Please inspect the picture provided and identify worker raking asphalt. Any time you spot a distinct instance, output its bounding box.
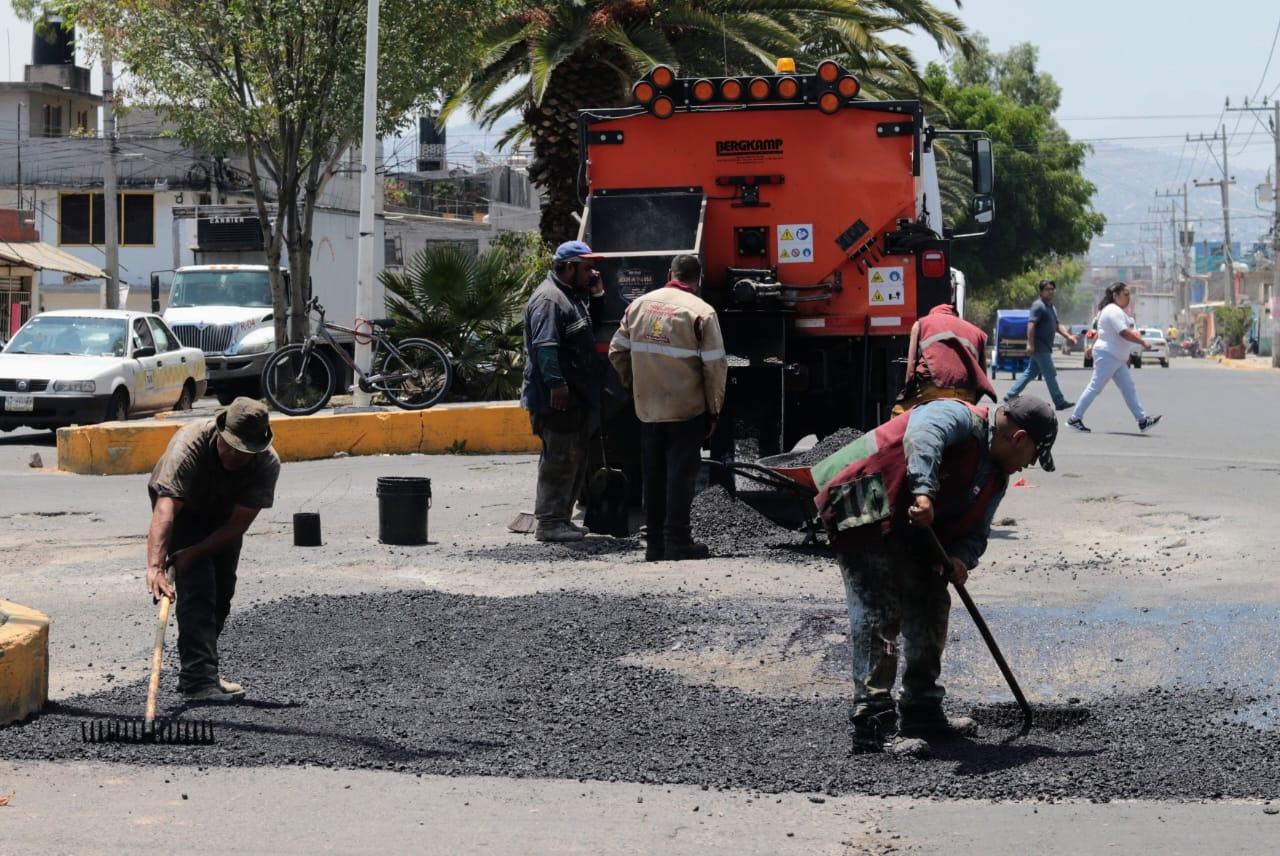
[4,590,1279,801]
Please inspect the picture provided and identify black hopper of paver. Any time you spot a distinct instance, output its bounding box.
[3,590,1279,801]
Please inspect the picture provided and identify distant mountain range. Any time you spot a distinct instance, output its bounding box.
[1084,145,1271,265]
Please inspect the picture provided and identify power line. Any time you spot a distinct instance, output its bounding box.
[1251,16,1280,101]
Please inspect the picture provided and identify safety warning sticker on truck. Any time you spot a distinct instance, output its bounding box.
[777,224,814,264]
[868,267,905,305]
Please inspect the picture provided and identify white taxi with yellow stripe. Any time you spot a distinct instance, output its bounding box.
[0,310,207,431]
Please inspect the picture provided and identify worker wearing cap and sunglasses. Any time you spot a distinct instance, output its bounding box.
[522,241,606,543]
[811,395,1059,757]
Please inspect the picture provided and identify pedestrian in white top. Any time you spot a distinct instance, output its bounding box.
[1068,282,1162,433]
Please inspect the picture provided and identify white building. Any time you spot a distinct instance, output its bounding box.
[1,20,541,322]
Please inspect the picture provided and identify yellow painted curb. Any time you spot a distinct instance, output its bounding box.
[58,402,542,476]
[1207,355,1276,372]
[0,600,49,726]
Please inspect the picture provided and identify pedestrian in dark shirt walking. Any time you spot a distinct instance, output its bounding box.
[1005,280,1077,411]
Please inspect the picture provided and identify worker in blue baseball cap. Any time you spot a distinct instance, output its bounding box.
[521,240,606,542]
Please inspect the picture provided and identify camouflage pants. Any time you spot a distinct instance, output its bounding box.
[837,536,951,723]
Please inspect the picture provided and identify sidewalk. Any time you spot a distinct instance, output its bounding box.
[1208,354,1277,372]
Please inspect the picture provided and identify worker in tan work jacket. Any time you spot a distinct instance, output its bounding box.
[609,254,728,562]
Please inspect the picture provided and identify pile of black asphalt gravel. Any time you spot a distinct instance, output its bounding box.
[690,486,810,556]
[761,427,865,469]
[4,590,1279,801]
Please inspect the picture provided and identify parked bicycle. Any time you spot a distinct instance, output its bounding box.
[261,297,452,415]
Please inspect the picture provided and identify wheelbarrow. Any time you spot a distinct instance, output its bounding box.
[701,456,822,543]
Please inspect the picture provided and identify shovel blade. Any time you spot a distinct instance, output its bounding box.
[585,467,630,537]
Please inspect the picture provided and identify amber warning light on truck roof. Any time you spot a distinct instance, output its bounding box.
[630,61,861,118]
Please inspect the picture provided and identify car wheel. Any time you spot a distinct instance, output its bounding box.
[106,389,129,423]
[1160,359,1169,368]
[1084,356,1093,369]
[174,381,196,411]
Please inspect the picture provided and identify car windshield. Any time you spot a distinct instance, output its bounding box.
[169,270,272,308]
[1142,330,1165,340]
[3,316,128,357]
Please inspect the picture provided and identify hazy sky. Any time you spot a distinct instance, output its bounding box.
[897,0,1279,180]
[2,0,1278,181]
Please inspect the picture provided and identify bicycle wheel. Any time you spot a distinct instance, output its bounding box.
[374,338,452,410]
[262,343,334,416]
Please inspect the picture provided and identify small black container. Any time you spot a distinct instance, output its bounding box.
[376,476,432,545]
[293,512,322,547]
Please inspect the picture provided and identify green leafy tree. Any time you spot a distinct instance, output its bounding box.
[381,238,545,401]
[1213,305,1253,348]
[444,0,973,244]
[926,39,1104,307]
[15,0,492,344]
[963,257,1087,331]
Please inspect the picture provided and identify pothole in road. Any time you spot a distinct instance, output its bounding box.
[3,590,1279,801]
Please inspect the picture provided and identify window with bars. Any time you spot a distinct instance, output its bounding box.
[58,193,155,246]
[42,104,63,137]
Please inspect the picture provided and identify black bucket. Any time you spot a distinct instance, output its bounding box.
[377,476,432,545]
[293,512,322,547]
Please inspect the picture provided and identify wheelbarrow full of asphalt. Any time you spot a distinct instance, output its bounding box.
[701,454,822,542]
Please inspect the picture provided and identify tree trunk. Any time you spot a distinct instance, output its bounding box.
[527,54,631,245]
[244,146,289,351]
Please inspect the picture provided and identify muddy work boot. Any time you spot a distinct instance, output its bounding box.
[851,708,899,754]
[883,735,931,759]
[217,677,246,697]
[899,706,978,742]
[535,522,586,543]
[183,684,244,704]
[663,527,709,561]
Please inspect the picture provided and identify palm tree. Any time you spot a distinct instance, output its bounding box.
[445,1,972,244]
[382,241,545,401]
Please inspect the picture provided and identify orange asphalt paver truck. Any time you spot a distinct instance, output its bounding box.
[578,59,994,471]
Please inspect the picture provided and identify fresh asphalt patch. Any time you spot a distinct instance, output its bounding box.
[3,589,1279,801]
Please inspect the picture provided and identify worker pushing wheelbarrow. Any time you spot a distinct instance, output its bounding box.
[716,395,1059,756]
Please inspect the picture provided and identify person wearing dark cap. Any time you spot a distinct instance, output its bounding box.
[145,397,281,702]
[522,240,606,542]
[810,395,1058,757]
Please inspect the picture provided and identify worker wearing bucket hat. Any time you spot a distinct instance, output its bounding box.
[145,397,281,702]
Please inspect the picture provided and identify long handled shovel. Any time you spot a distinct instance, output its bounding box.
[83,566,214,745]
[921,526,1034,735]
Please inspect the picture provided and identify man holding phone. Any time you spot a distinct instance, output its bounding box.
[521,241,605,542]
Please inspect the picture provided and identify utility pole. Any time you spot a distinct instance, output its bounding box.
[1227,98,1280,365]
[1158,185,1192,319]
[102,47,120,309]
[1189,125,1236,306]
[16,104,22,212]
[352,0,380,406]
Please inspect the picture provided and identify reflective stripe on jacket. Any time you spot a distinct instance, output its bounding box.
[812,400,1006,566]
[608,282,728,423]
[900,304,997,408]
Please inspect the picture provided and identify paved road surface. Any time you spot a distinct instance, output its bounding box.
[2,357,1278,853]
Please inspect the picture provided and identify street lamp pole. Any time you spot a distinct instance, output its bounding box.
[352,0,380,406]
